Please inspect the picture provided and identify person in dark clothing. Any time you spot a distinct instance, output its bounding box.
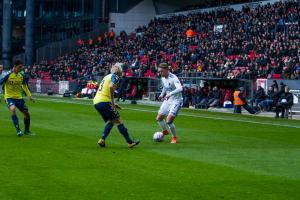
[250,86,265,107]
[193,86,205,106]
[275,86,293,118]
[197,85,211,109]
[207,86,221,108]
[182,87,191,107]
[117,72,128,102]
[278,82,286,96]
[259,86,280,111]
[233,87,257,114]
[271,80,279,91]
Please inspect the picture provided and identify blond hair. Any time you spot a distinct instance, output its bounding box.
[158,63,169,69]
[111,62,123,75]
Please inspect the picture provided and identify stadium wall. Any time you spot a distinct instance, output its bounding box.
[13,25,108,64]
[109,0,156,35]
[153,1,179,14]
[35,26,107,63]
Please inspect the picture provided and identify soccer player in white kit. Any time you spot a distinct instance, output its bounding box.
[156,63,183,144]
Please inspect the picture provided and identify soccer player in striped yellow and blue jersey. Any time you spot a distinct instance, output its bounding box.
[0,60,35,136]
[93,63,140,148]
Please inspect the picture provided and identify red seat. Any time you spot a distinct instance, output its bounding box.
[188,45,197,52]
[249,51,256,61]
[272,74,282,79]
[144,69,156,77]
[125,69,133,77]
[226,55,239,60]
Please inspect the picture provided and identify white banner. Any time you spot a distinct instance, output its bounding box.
[36,79,41,93]
[59,81,69,94]
[214,25,224,33]
[290,90,300,104]
[256,79,267,93]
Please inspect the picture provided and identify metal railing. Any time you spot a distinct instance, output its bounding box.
[290,90,300,113]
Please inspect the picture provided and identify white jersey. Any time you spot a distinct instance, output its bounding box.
[160,73,183,103]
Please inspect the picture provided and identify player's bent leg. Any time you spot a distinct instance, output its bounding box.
[156,114,169,135]
[166,115,177,143]
[22,109,32,135]
[112,118,140,148]
[8,105,22,136]
[157,101,171,135]
[8,105,17,115]
[98,121,114,147]
[95,102,113,147]
[102,122,114,140]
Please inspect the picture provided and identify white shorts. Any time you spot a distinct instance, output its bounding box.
[158,100,183,116]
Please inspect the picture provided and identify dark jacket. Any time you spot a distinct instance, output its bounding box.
[254,87,265,100]
[119,76,128,90]
[269,91,280,103]
[211,90,221,99]
[278,92,294,107]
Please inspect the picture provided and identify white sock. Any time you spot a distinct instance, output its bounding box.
[157,120,167,131]
[167,123,176,137]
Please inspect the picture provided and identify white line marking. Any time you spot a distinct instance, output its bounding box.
[37,98,300,129]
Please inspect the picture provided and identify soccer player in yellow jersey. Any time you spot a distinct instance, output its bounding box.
[0,60,35,136]
[93,63,140,148]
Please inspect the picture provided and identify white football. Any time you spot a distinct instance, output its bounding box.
[281,99,287,103]
[153,132,164,142]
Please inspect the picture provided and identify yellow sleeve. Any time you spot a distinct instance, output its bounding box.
[22,84,32,97]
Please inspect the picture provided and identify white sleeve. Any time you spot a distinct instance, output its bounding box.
[168,77,182,96]
[159,81,166,97]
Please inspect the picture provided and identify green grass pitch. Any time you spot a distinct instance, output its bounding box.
[0,97,299,200]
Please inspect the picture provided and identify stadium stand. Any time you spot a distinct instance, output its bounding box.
[27,0,299,83]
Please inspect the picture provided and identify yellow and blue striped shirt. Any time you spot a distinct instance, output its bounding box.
[0,71,31,99]
[93,73,119,104]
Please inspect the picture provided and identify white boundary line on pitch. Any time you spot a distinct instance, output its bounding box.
[37,98,300,129]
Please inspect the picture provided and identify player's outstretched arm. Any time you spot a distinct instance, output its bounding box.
[29,96,35,102]
[115,104,122,110]
[165,78,183,100]
[158,86,166,101]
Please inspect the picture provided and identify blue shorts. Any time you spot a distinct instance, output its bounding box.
[6,98,28,112]
[94,102,120,122]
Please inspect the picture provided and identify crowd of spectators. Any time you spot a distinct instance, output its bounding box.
[181,84,234,108]
[27,1,300,83]
[179,79,294,115]
[176,0,256,12]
